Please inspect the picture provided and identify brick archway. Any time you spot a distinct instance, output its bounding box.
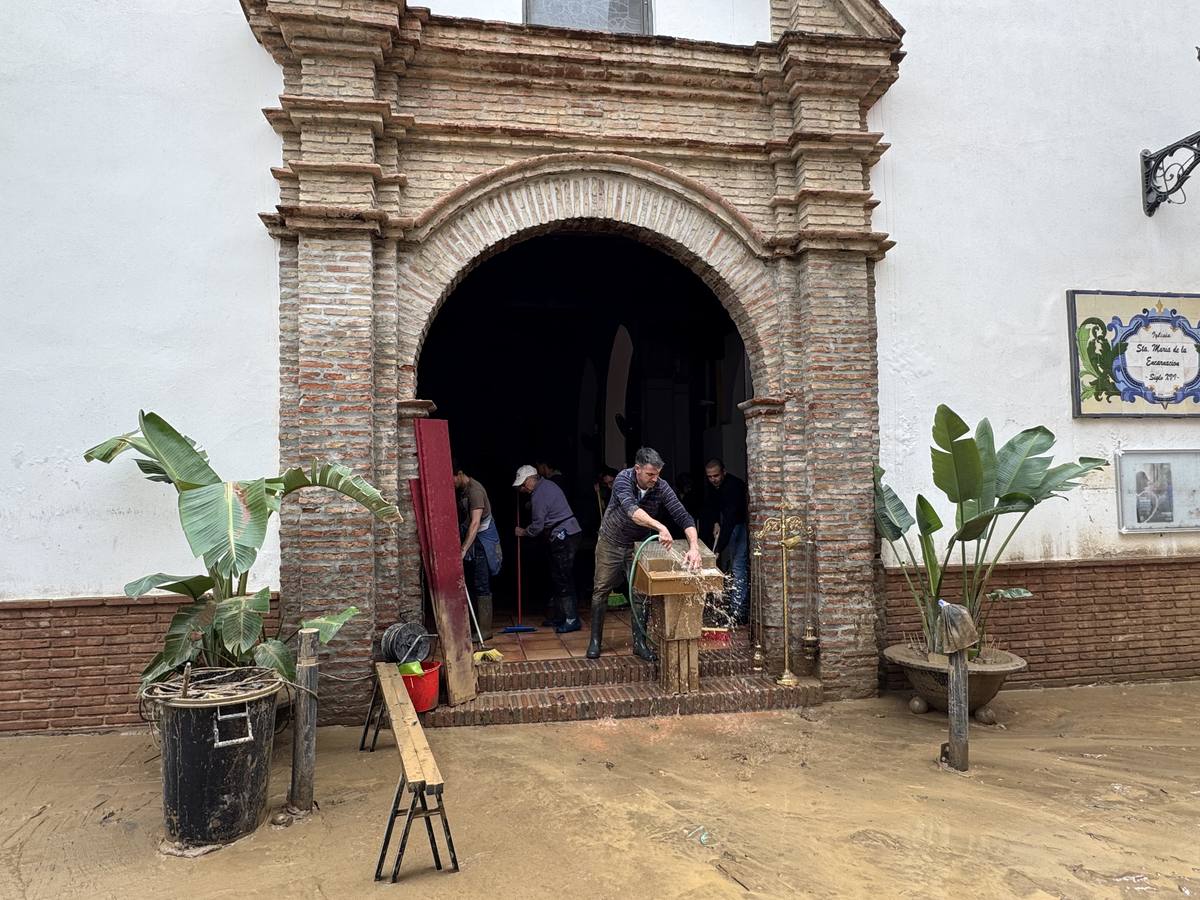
[246,1,903,717]
[387,155,793,664]
[394,153,780,400]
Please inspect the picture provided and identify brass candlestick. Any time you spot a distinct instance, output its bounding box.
[751,537,764,672]
[760,513,805,687]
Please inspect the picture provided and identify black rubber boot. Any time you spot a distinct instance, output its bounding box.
[476,594,493,641]
[585,601,605,659]
[631,597,657,662]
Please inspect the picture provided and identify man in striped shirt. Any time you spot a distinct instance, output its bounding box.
[588,447,702,661]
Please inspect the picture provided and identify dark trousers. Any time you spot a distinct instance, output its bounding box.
[591,537,633,608]
[466,548,491,599]
[548,532,581,622]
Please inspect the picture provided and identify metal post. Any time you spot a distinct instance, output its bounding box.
[289,627,319,812]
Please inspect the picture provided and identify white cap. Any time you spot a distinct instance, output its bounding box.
[512,464,538,487]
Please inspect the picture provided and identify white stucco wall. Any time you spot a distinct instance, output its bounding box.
[427,0,771,44]
[0,2,283,599]
[6,1,1197,603]
[871,1,1200,563]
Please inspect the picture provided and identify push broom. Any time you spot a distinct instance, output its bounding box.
[501,502,537,633]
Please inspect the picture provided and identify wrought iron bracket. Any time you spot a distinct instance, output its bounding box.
[1142,130,1200,216]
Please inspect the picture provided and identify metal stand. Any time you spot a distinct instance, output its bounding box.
[359,673,386,752]
[374,777,459,882]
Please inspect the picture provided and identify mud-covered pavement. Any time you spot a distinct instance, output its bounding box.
[2,681,1198,899]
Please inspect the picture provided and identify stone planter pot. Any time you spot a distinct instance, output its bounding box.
[883,643,1027,718]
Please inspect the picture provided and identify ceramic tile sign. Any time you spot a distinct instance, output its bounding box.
[1069,290,1200,417]
[1115,449,1200,533]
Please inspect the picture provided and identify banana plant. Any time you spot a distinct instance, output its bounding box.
[875,405,1106,653]
[86,411,401,685]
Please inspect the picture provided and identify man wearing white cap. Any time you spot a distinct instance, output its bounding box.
[514,464,583,633]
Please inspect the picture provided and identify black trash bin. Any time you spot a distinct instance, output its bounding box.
[145,667,282,847]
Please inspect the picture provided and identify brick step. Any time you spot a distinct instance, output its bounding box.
[475,646,758,693]
[422,673,820,728]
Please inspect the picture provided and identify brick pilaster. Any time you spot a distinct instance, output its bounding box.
[247,0,404,722]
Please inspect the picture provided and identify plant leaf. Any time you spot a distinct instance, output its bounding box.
[302,606,360,644]
[134,457,173,483]
[994,426,1056,497]
[141,652,176,685]
[931,438,982,503]
[84,430,156,465]
[974,418,997,514]
[179,479,272,579]
[138,411,221,491]
[278,461,401,524]
[1030,458,1108,501]
[124,573,214,600]
[951,502,1037,542]
[254,639,296,683]
[214,588,269,655]
[873,465,913,540]
[931,405,969,451]
[986,587,1033,601]
[915,494,942,535]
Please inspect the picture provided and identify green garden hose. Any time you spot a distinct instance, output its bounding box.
[627,534,660,646]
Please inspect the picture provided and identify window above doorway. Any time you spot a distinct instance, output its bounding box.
[524,0,652,35]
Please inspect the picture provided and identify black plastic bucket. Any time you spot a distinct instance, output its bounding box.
[147,668,281,847]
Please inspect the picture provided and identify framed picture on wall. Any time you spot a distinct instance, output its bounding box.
[1068,290,1200,418]
[1115,449,1200,533]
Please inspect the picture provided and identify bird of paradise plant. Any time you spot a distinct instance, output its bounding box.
[85,411,401,684]
[874,405,1106,653]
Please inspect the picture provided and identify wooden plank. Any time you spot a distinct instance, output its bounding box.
[409,723,444,796]
[414,419,478,706]
[944,650,970,771]
[635,570,725,597]
[659,640,676,693]
[375,663,425,793]
[651,595,704,641]
[288,628,319,812]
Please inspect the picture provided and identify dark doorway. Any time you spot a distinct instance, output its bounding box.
[418,232,749,616]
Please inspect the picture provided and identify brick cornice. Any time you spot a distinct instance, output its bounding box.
[396,398,436,419]
[738,396,788,419]
[880,553,1200,575]
[0,591,281,611]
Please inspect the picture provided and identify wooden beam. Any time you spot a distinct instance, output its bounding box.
[413,419,478,706]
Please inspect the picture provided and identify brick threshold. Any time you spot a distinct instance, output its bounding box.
[422,673,822,727]
[476,646,758,692]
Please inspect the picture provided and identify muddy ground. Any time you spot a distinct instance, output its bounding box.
[1,681,1198,899]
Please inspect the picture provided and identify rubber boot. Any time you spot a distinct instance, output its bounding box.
[586,600,605,659]
[476,594,493,641]
[632,596,657,662]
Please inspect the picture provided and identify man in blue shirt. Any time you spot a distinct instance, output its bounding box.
[514,465,583,633]
[589,447,702,660]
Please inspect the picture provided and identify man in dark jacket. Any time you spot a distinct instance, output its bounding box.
[588,447,701,660]
[703,458,749,625]
[514,465,583,633]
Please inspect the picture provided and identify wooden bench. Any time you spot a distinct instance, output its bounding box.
[362,662,460,882]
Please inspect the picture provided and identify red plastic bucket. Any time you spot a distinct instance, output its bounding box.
[402,660,442,713]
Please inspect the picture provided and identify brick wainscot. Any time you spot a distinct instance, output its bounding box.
[879,555,1200,691]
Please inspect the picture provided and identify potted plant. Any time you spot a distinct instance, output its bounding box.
[85,411,400,848]
[875,405,1105,721]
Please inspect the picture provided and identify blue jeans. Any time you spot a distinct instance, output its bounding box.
[724,524,749,624]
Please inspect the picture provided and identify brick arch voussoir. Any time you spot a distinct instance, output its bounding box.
[400,158,777,394]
